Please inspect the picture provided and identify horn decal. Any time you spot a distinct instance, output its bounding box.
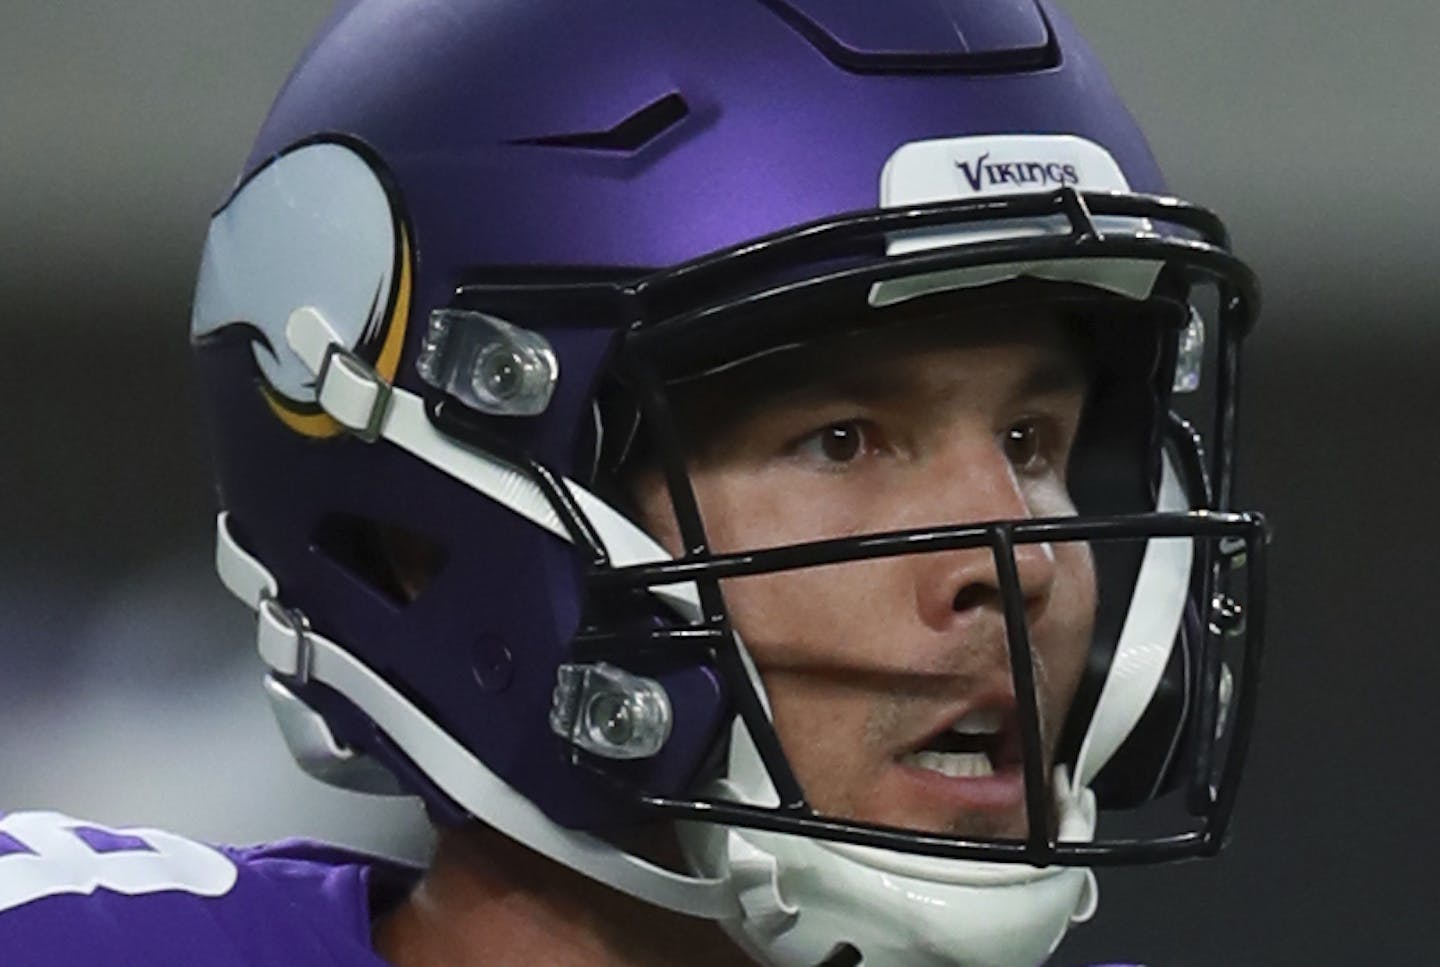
[192,140,412,438]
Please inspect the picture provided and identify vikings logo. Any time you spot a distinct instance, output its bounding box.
[191,140,411,438]
[874,133,1159,302]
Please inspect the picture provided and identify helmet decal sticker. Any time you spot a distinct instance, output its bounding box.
[191,140,411,438]
[880,134,1132,210]
[874,134,1161,302]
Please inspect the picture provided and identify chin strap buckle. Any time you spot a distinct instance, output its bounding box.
[288,306,392,442]
[317,342,392,442]
[257,594,314,683]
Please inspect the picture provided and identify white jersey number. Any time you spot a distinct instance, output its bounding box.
[0,812,237,912]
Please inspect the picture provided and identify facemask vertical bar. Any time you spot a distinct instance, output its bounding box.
[1212,285,1245,511]
[1204,518,1268,850]
[1186,567,1225,817]
[991,525,1054,860]
[619,341,712,562]
[1164,413,1212,511]
[520,449,611,568]
[712,629,810,812]
[1192,294,1243,813]
[1187,518,1260,826]
[620,338,810,812]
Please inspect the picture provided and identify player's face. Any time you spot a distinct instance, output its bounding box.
[632,311,1097,839]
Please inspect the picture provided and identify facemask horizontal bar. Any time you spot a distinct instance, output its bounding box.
[637,188,1237,307]
[640,793,1223,868]
[631,232,1257,349]
[590,511,1266,589]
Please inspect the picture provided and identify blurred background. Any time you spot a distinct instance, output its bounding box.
[2,2,1437,964]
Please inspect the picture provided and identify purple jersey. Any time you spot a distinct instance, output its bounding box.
[0,812,1147,966]
[0,812,417,967]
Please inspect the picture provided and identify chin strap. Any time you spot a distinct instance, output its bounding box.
[1071,455,1193,792]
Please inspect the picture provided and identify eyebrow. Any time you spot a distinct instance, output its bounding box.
[1011,354,1092,400]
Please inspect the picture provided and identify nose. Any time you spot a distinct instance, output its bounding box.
[907,442,1059,632]
[925,539,1058,631]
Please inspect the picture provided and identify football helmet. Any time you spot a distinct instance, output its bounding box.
[191,2,1266,965]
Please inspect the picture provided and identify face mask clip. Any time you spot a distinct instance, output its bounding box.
[418,309,559,416]
[551,662,674,760]
[1173,305,1205,393]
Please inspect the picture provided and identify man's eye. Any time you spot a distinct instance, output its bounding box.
[1002,419,1046,472]
[798,421,866,464]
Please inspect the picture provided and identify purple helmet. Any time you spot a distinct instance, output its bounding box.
[192,2,1265,963]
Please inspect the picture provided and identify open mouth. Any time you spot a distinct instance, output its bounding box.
[897,706,1024,780]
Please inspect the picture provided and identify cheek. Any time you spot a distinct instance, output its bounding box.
[637,465,899,668]
[696,470,900,663]
[628,465,806,556]
[761,668,886,795]
[628,471,684,555]
[1023,473,1081,519]
[717,557,904,672]
[696,467,871,553]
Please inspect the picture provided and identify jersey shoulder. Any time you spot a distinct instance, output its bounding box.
[0,811,416,967]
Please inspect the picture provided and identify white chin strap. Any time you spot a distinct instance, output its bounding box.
[1073,454,1194,794]
[212,305,1190,965]
[683,790,1098,967]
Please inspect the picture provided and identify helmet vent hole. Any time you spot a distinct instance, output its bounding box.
[818,943,863,966]
[507,92,690,153]
[312,513,447,605]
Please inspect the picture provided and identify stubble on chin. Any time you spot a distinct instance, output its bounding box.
[836,649,1065,839]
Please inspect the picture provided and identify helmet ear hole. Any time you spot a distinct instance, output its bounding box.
[312,513,448,605]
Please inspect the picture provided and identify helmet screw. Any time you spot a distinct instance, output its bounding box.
[586,693,635,747]
[473,345,526,401]
[471,634,514,693]
[1208,594,1246,638]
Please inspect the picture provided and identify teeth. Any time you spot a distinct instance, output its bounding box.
[951,708,1002,735]
[902,751,994,778]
